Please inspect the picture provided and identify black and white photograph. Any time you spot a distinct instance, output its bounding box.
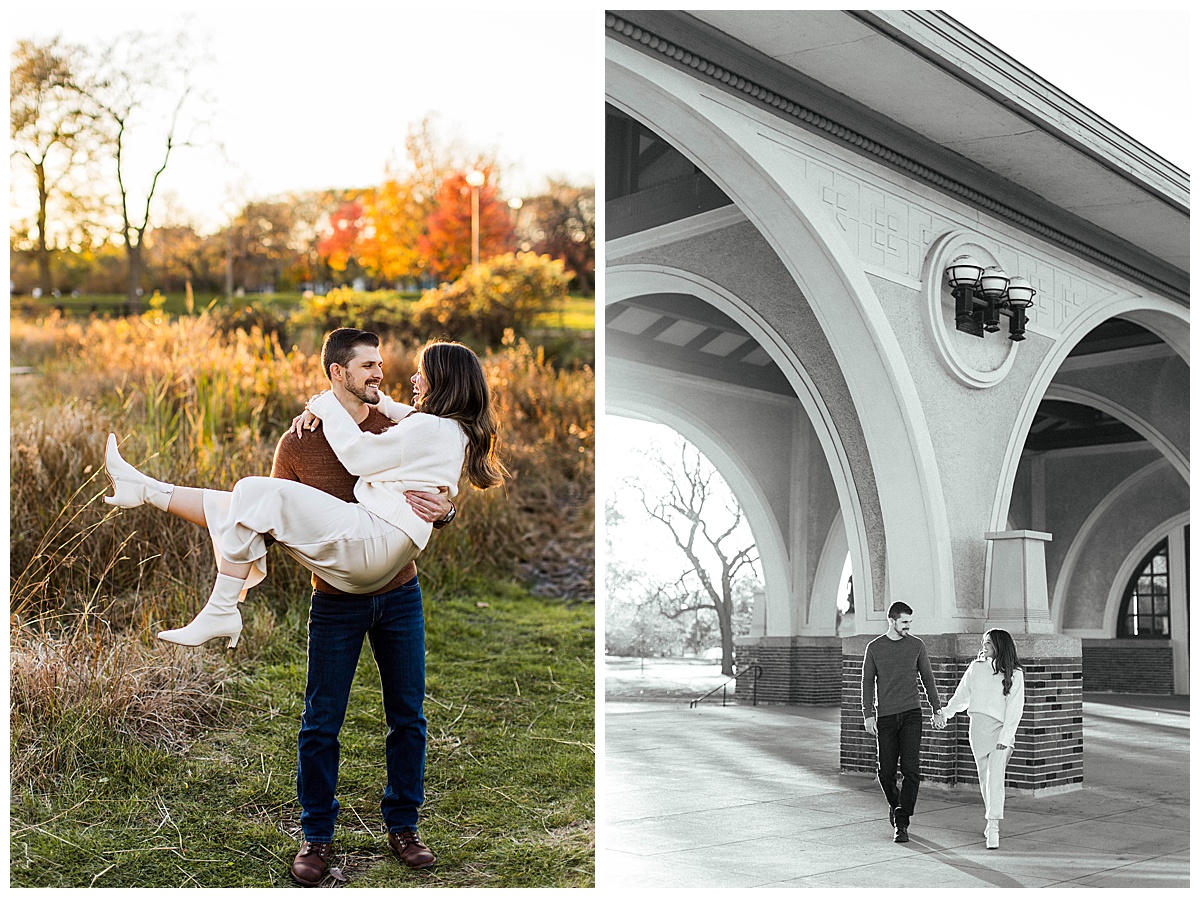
[601,9,1189,889]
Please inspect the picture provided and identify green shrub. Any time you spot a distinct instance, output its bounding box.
[209,301,292,342]
[412,252,569,345]
[290,286,416,335]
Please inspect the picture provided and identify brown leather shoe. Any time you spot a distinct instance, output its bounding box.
[290,841,333,886]
[388,830,436,869]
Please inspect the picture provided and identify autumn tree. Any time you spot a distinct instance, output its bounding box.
[356,177,427,284]
[629,435,760,676]
[145,222,215,293]
[87,30,211,310]
[10,37,92,296]
[418,166,515,282]
[229,200,304,291]
[316,199,365,278]
[519,180,595,293]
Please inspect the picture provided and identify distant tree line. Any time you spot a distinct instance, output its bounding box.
[11,36,595,305]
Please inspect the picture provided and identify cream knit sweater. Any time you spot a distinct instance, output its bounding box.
[943,658,1026,748]
[309,391,468,549]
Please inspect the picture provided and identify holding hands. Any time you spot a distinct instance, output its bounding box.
[931,708,948,730]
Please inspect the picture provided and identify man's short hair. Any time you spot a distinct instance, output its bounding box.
[321,328,380,380]
[888,601,913,619]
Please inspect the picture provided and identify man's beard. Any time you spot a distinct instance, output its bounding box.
[346,379,381,405]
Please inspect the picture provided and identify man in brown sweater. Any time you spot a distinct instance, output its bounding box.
[279,329,455,886]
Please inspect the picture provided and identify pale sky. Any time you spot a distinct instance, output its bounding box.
[11,7,1188,233]
[11,3,601,232]
[946,7,1191,171]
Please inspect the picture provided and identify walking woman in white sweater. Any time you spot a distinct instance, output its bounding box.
[938,628,1025,849]
[103,337,507,648]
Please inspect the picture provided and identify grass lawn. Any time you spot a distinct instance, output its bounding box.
[9,582,595,888]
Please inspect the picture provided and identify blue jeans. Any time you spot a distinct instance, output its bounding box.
[876,707,923,825]
[297,577,427,843]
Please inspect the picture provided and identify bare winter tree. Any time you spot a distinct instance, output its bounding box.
[631,436,759,676]
[87,29,211,311]
[10,37,92,296]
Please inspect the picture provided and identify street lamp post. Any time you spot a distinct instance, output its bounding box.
[465,169,485,268]
[508,196,524,251]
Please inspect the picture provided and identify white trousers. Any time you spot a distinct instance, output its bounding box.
[969,712,1012,820]
[202,476,419,597]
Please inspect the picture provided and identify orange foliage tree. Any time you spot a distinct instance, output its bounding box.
[418,167,515,283]
[317,199,364,274]
[355,178,427,284]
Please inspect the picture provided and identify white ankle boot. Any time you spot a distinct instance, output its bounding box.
[158,574,245,648]
[985,819,999,849]
[104,433,174,511]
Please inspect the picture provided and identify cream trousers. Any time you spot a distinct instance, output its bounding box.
[968,712,1013,820]
[201,476,419,597]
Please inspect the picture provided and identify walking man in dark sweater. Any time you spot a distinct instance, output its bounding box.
[862,601,944,843]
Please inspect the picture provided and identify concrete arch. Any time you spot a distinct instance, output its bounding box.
[608,42,955,622]
[1051,457,1175,632]
[606,367,794,637]
[990,294,1189,537]
[606,264,873,629]
[1044,384,1189,483]
[1101,512,1189,638]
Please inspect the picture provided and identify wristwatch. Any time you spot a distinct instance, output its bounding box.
[434,501,457,528]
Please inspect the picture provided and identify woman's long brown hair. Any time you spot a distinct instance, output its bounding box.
[413,341,508,489]
[984,628,1023,697]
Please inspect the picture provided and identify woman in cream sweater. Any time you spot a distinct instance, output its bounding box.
[938,628,1025,849]
[103,338,506,648]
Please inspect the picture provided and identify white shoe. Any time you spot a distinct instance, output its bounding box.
[985,820,999,849]
[104,433,173,511]
[158,574,245,648]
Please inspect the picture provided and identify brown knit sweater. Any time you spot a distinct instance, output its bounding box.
[270,405,417,595]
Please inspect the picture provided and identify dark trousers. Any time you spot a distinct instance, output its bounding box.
[876,707,923,824]
[297,577,427,843]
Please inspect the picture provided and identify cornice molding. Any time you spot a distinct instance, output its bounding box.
[858,10,1188,207]
[605,11,1187,304]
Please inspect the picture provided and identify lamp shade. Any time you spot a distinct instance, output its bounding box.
[946,254,984,288]
[465,170,485,187]
[1005,276,1036,308]
[978,266,1010,300]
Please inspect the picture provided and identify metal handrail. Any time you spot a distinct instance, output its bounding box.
[689,664,763,708]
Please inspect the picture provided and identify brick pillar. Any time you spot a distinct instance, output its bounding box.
[840,632,1083,795]
[734,636,841,705]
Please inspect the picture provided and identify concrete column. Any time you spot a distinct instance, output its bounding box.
[985,530,1054,634]
[1167,527,1189,695]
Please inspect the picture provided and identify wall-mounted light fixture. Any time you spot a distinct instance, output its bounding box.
[945,255,1037,342]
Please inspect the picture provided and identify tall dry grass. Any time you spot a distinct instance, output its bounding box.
[12,312,593,607]
[10,623,232,792]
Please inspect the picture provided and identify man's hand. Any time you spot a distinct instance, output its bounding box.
[864,715,878,737]
[932,708,946,730]
[405,486,453,524]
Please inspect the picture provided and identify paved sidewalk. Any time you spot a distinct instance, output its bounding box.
[601,689,1189,888]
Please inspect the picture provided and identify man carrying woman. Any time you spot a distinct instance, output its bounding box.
[103,328,507,883]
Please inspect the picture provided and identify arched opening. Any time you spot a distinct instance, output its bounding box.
[1007,317,1189,693]
[603,415,764,684]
